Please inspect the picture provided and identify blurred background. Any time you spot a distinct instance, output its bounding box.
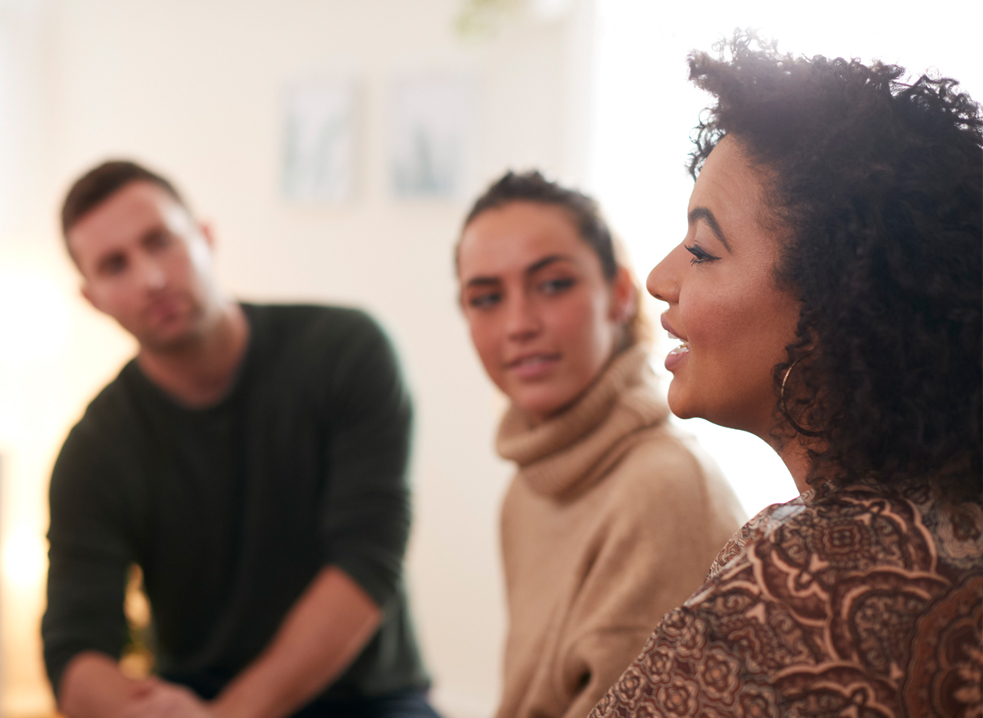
[0,0,979,715]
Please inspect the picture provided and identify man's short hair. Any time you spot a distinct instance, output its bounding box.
[61,160,188,238]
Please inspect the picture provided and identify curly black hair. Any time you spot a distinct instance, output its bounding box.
[688,32,982,502]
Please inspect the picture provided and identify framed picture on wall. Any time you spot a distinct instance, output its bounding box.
[389,74,476,199]
[282,77,357,203]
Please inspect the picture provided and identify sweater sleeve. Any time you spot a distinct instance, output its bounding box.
[555,436,741,718]
[42,425,133,698]
[560,627,655,718]
[316,312,413,609]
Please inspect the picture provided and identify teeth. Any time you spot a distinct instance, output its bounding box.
[667,330,689,349]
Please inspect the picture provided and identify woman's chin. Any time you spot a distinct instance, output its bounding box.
[666,383,698,421]
[511,394,558,422]
[512,388,582,424]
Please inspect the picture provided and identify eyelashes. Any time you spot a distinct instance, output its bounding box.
[686,243,720,265]
[467,292,500,309]
[540,277,575,294]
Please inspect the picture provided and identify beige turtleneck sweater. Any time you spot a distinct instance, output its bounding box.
[494,346,746,718]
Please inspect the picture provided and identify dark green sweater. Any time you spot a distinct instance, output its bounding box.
[43,304,429,706]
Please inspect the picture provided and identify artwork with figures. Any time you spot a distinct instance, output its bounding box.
[390,75,474,199]
[282,78,356,203]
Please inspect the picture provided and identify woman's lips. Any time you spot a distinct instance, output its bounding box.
[664,343,690,373]
[507,353,561,379]
[660,314,690,373]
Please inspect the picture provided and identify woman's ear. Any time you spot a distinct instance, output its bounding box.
[610,265,637,324]
[199,221,216,249]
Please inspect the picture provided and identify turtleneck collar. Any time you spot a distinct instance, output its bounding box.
[496,344,669,499]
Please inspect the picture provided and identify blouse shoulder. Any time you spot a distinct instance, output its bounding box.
[701,490,809,582]
[591,484,983,718]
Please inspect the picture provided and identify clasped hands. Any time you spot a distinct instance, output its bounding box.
[118,679,234,718]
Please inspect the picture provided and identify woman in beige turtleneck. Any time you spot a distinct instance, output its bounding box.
[455,171,745,718]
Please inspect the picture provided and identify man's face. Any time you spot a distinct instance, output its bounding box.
[69,181,223,350]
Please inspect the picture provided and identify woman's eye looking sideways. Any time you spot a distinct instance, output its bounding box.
[469,292,500,309]
[540,277,575,294]
[686,244,719,265]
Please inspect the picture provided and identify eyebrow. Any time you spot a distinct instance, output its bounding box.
[688,207,732,252]
[463,254,575,288]
[526,254,573,274]
[465,276,500,288]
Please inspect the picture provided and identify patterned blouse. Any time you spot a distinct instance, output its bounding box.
[589,483,983,718]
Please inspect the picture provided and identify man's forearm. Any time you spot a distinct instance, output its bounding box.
[58,652,147,718]
[210,566,382,718]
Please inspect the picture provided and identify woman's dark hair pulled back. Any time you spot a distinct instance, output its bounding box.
[689,31,982,502]
[461,170,618,281]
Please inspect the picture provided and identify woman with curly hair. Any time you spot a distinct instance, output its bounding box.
[591,33,982,717]
[455,171,746,718]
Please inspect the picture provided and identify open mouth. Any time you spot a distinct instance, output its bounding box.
[660,314,689,354]
[666,329,690,354]
[661,314,690,372]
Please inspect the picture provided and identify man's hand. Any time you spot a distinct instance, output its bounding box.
[119,680,216,718]
[59,568,379,718]
[59,653,217,718]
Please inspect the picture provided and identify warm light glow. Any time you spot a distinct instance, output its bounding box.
[1,526,47,591]
[0,257,86,716]
[0,407,18,442]
[0,267,71,366]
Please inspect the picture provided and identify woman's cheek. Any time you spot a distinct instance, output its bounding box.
[470,321,502,383]
[680,289,725,352]
[563,295,611,368]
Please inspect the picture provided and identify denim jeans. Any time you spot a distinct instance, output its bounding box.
[291,688,441,718]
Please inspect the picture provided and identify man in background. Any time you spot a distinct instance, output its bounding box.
[42,161,436,718]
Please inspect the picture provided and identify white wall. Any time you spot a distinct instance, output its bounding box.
[0,1,595,715]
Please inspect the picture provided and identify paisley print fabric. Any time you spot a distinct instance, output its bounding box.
[590,484,983,718]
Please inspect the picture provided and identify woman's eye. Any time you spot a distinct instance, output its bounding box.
[540,277,575,295]
[468,292,501,309]
[685,244,720,265]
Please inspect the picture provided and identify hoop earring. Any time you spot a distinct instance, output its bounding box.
[779,358,801,409]
[778,356,822,438]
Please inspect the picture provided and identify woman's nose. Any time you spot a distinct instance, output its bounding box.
[505,295,541,340]
[647,244,684,304]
